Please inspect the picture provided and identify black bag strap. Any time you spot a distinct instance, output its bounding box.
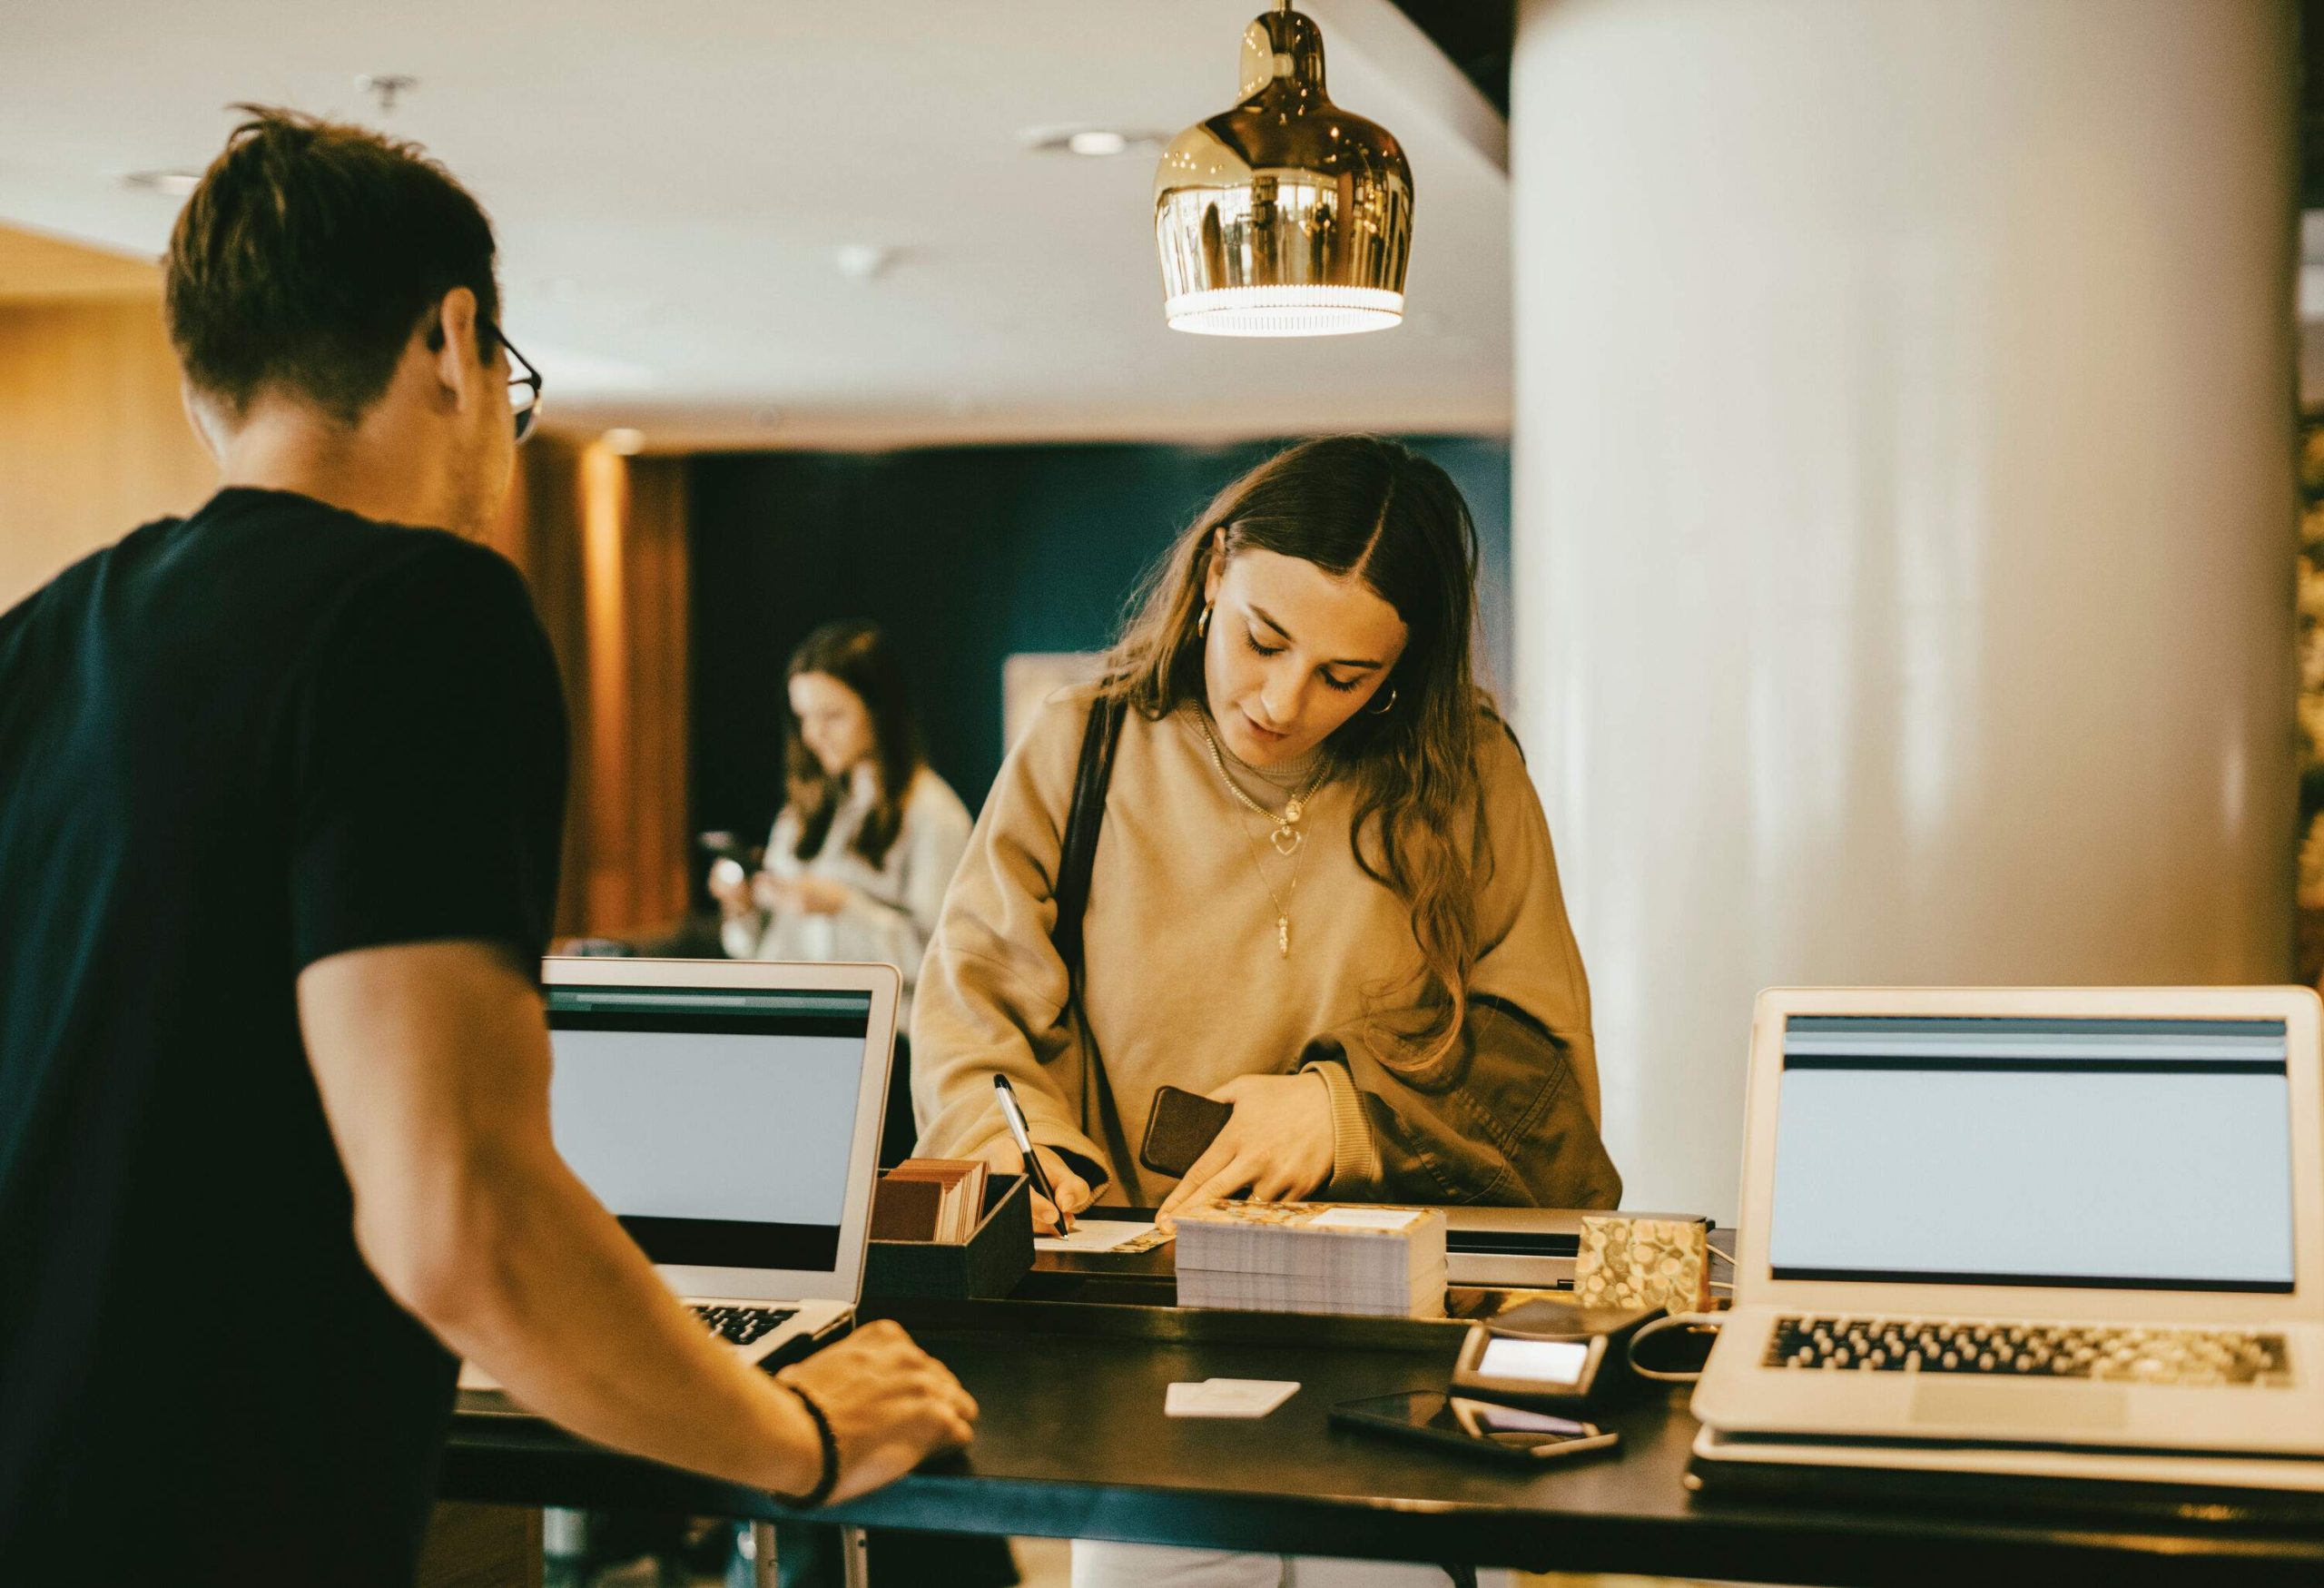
[1051,692,1138,1200]
[1054,691,1126,983]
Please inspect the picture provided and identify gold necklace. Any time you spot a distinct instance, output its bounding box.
[1197,716,1329,855]
[1197,715,1330,957]
[1234,819,1303,959]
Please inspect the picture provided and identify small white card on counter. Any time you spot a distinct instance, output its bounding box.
[1165,1378,1301,1418]
[1033,1218,1171,1255]
[1308,1207,1423,1231]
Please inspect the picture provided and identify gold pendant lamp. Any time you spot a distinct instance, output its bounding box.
[1154,1,1413,337]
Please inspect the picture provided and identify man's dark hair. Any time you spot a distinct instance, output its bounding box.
[165,105,500,425]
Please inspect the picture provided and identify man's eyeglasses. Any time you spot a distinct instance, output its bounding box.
[485,319,544,443]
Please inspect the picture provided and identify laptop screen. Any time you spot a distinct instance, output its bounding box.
[1768,1015,2295,1293]
[546,983,875,1276]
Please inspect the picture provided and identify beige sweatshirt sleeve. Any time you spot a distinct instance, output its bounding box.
[909,694,1111,1178]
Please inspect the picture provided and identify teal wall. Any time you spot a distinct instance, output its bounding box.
[688,436,1512,843]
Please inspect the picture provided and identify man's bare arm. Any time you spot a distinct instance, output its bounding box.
[297,940,971,1500]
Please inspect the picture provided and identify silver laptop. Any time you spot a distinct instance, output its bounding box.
[461,957,898,1393]
[1692,986,2324,1465]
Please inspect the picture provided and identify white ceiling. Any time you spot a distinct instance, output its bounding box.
[0,0,1512,449]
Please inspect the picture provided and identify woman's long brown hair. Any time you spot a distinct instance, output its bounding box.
[1101,436,1493,1085]
[784,620,925,870]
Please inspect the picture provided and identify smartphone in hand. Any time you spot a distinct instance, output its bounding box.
[1139,1085,1234,1179]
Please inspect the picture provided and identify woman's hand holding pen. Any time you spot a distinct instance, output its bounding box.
[1157,1072,1335,1228]
[970,1136,1092,1236]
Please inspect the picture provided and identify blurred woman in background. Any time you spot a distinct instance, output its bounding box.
[713,619,972,1160]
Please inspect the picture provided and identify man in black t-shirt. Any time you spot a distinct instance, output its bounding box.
[0,110,972,1584]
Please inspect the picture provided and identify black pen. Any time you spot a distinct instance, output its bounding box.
[992,1074,1072,1233]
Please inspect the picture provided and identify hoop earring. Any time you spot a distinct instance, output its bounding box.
[1368,685,1398,716]
[1197,603,1213,639]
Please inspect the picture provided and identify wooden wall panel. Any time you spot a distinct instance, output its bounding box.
[623,455,693,932]
[0,223,162,301]
[0,297,216,611]
[493,436,593,939]
[497,439,690,942]
[579,444,634,932]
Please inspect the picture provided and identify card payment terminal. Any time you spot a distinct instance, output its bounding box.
[1449,1299,1662,1414]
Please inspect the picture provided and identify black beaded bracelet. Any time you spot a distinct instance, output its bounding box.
[774,1382,840,1510]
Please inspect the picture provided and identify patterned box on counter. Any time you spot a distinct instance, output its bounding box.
[1574,1214,1711,1314]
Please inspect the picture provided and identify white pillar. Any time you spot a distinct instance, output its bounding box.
[1511,0,2299,1220]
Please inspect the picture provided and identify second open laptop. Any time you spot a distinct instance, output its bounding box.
[461,957,898,1393]
[1693,986,2324,1467]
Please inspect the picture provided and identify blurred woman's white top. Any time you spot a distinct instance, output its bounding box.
[722,764,974,1023]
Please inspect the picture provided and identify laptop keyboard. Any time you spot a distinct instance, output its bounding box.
[693,1304,798,1347]
[1764,1317,2292,1386]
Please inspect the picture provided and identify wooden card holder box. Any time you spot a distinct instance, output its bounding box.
[863,1172,1033,1300]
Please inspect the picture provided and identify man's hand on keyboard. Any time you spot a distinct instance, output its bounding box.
[776,1319,979,1503]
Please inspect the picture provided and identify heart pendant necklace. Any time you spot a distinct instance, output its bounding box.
[1198,715,1330,957]
[1269,814,1304,856]
[1236,820,1303,958]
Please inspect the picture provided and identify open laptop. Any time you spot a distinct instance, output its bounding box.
[1691,986,2324,1470]
[460,957,898,1393]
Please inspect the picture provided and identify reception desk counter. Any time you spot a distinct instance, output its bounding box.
[444,1294,2324,1586]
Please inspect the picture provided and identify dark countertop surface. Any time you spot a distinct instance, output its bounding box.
[448,1297,2324,1585]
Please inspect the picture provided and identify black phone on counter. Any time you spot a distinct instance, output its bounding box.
[1329,1392,1620,1464]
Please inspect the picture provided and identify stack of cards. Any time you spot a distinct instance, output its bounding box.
[1164,1378,1301,1418]
[870,1159,988,1243]
[1173,1202,1448,1318]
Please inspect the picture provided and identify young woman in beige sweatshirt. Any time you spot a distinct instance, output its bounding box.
[911,437,1620,1242]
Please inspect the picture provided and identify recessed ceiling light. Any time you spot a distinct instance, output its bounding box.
[1021,126,1161,158]
[121,169,201,198]
[833,244,897,281]
[601,428,646,456]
